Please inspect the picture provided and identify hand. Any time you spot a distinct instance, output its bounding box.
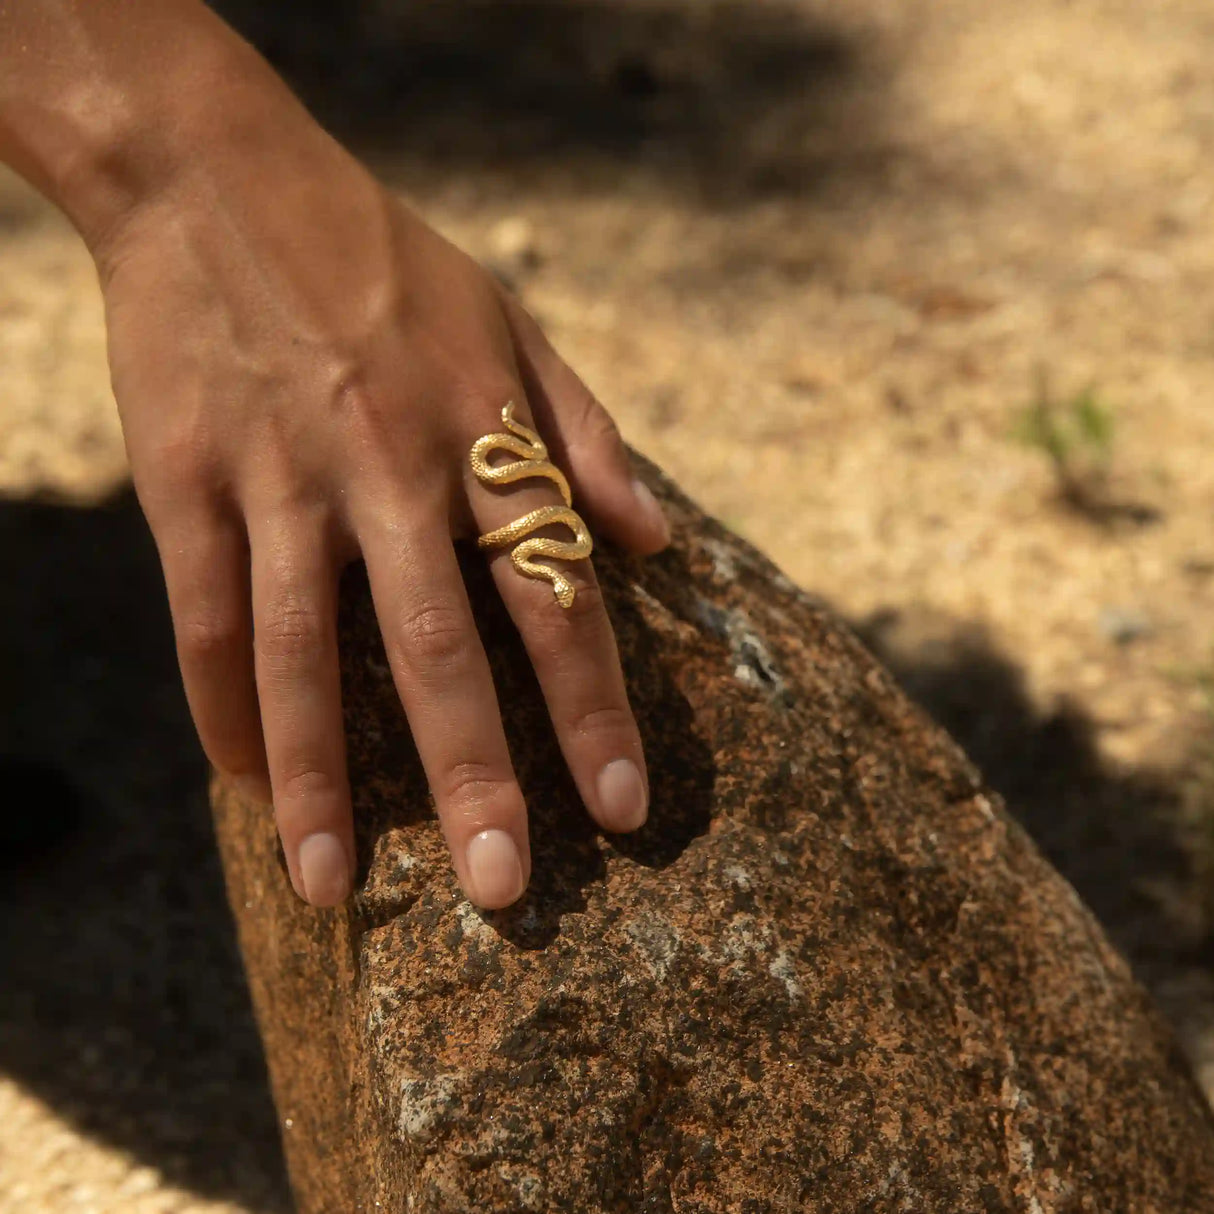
[97,114,670,909]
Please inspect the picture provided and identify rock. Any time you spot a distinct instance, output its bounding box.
[211,455,1214,1213]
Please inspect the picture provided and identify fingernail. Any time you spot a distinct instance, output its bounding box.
[632,478,671,546]
[465,830,526,908]
[298,832,352,907]
[596,758,648,832]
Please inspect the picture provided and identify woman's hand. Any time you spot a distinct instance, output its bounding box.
[93,92,670,910]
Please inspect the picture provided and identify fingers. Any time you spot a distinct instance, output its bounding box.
[249,515,354,908]
[465,398,649,837]
[158,512,269,801]
[498,289,671,556]
[356,503,531,910]
[493,554,648,836]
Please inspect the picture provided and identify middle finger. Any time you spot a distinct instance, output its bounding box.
[355,501,532,910]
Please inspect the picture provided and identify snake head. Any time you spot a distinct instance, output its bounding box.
[554,576,577,609]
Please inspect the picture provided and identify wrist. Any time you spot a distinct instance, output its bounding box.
[72,41,310,259]
[2,8,313,262]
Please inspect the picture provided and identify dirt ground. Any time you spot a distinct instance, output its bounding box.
[2,0,1213,1209]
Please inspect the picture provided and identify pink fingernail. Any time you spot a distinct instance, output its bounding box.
[298,832,351,907]
[465,830,526,908]
[632,479,671,546]
[597,758,648,832]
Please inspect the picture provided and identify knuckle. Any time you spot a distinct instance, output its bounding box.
[330,368,393,442]
[177,611,246,664]
[399,600,470,668]
[567,703,634,740]
[454,373,525,422]
[277,763,342,806]
[257,595,325,663]
[141,436,216,515]
[438,760,519,813]
[155,424,217,487]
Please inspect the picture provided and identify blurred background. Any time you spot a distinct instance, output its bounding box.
[2,0,1213,1209]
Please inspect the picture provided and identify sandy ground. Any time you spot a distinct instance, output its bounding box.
[2,0,1213,1209]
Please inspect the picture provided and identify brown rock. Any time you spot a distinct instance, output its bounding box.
[211,456,1214,1213]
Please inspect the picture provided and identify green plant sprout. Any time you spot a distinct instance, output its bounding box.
[1012,369,1117,513]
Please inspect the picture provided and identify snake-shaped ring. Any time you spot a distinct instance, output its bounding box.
[469,402,593,609]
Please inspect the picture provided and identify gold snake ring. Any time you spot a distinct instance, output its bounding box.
[469,402,593,609]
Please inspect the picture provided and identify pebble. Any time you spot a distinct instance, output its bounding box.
[487,216,541,274]
[1098,606,1154,646]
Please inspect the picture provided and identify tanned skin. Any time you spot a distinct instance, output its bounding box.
[0,0,670,909]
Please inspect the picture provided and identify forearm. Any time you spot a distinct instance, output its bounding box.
[0,0,308,253]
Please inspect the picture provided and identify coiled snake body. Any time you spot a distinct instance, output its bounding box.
[469,402,593,609]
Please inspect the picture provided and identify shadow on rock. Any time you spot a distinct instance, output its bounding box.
[606,545,717,871]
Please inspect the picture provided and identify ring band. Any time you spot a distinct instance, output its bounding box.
[469,402,593,609]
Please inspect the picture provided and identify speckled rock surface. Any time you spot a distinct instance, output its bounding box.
[211,457,1214,1213]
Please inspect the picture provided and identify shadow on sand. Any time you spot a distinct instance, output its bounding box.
[210,0,891,201]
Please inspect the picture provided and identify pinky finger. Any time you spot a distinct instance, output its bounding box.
[158,514,269,800]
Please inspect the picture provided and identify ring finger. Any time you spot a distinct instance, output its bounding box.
[465,396,649,835]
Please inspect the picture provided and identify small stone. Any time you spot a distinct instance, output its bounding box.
[487,215,541,275]
[1099,605,1154,645]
